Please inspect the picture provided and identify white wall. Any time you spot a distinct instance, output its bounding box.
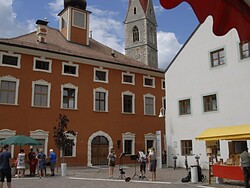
[165,16,250,169]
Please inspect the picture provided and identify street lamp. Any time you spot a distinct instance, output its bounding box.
[158,107,166,118]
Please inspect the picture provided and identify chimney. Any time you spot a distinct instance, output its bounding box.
[36,19,49,43]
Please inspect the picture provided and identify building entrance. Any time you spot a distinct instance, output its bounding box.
[91,136,109,165]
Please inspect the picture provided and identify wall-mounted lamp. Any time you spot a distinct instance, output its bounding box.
[158,107,166,118]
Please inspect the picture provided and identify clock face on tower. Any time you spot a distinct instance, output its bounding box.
[134,48,141,61]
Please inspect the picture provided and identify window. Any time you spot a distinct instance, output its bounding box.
[61,84,78,110]
[133,26,139,42]
[32,80,51,107]
[61,133,77,157]
[145,133,156,154]
[94,68,108,83]
[0,129,16,157]
[206,140,220,156]
[162,97,166,110]
[62,62,79,77]
[0,52,21,68]
[122,132,135,155]
[30,130,49,156]
[181,140,193,155]
[122,72,135,85]
[33,57,52,73]
[203,94,217,112]
[134,7,136,14]
[143,76,155,88]
[94,88,108,112]
[61,11,67,30]
[0,76,19,105]
[210,48,225,67]
[179,99,191,115]
[144,94,155,115]
[161,79,165,90]
[240,41,250,59]
[73,10,86,29]
[122,91,135,114]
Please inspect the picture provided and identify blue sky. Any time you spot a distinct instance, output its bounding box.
[0,0,198,69]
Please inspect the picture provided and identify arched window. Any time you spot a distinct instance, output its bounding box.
[134,7,136,14]
[133,26,139,42]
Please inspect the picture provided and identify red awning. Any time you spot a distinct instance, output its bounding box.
[159,0,250,43]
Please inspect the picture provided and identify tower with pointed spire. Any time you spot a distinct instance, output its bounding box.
[124,0,158,68]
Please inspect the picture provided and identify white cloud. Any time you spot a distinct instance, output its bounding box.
[157,31,182,69]
[154,5,165,15]
[48,0,63,20]
[88,6,125,54]
[0,0,35,38]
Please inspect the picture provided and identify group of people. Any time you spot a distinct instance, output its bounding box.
[107,147,157,181]
[27,148,57,178]
[0,145,57,188]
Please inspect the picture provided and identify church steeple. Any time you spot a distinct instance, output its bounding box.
[125,0,158,68]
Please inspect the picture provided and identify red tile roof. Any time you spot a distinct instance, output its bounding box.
[0,27,163,73]
[129,0,149,14]
[139,0,149,13]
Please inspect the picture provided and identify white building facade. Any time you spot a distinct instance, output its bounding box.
[165,17,250,169]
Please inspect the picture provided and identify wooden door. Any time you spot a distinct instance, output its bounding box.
[91,136,109,165]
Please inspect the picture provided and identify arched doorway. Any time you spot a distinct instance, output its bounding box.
[91,136,109,165]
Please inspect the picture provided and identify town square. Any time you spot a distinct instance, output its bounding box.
[0,0,250,188]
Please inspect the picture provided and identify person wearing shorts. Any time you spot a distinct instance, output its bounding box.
[0,144,12,188]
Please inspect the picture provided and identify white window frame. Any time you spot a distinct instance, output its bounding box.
[122,72,135,85]
[0,52,21,69]
[62,62,79,77]
[60,132,77,158]
[122,132,135,155]
[0,75,19,105]
[143,75,155,88]
[30,129,49,156]
[93,87,109,112]
[0,129,16,158]
[61,83,78,110]
[94,67,109,83]
[60,11,68,30]
[33,57,52,73]
[31,80,51,108]
[143,93,156,116]
[72,10,86,29]
[161,79,165,90]
[122,91,135,114]
[144,133,157,152]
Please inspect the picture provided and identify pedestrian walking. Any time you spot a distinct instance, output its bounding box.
[139,150,147,178]
[37,148,46,178]
[240,146,250,188]
[148,147,157,181]
[0,144,12,188]
[107,148,116,179]
[49,149,57,176]
[17,149,26,178]
[28,148,37,176]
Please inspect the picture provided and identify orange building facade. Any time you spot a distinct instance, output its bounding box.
[0,0,165,166]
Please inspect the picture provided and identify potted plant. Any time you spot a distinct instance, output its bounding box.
[53,114,76,176]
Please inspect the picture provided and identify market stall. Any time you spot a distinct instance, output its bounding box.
[196,124,250,183]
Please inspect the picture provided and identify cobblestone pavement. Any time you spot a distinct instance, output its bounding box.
[8,165,244,188]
